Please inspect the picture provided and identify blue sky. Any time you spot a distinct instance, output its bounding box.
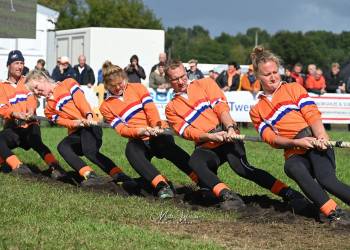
[143,0,350,37]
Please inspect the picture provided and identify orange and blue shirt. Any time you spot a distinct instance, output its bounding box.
[0,76,37,127]
[99,83,165,140]
[165,78,229,148]
[250,82,321,158]
[45,78,94,134]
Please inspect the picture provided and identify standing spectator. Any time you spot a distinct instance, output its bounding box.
[124,54,146,83]
[35,59,50,77]
[305,68,326,95]
[281,66,296,83]
[73,55,95,88]
[51,56,76,82]
[186,59,204,81]
[240,64,261,95]
[216,61,241,92]
[291,63,305,87]
[150,52,167,74]
[325,63,345,93]
[149,62,170,91]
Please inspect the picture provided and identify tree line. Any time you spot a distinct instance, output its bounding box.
[39,0,350,70]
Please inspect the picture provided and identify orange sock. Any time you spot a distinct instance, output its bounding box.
[6,155,22,170]
[270,180,288,195]
[188,171,199,183]
[151,175,167,188]
[44,153,58,166]
[212,183,229,198]
[78,166,93,178]
[320,199,337,216]
[109,166,122,177]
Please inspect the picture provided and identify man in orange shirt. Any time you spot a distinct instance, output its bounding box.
[305,68,326,94]
[240,65,261,95]
[0,50,65,178]
[249,46,350,225]
[25,69,133,186]
[165,60,307,211]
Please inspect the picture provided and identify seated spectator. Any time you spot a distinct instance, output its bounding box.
[325,62,345,93]
[240,65,261,95]
[51,56,77,82]
[216,61,241,92]
[281,65,296,83]
[124,54,146,83]
[291,62,305,87]
[149,62,170,91]
[186,59,204,81]
[35,58,50,77]
[305,68,326,94]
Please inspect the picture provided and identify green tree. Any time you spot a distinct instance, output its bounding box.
[38,0,162,30]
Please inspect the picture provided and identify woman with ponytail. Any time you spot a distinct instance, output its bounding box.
[249,46,350,225]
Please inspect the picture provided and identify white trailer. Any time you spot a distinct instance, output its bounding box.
[50,27,165,85]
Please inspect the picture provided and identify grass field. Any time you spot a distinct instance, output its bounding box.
[1,126,350,249]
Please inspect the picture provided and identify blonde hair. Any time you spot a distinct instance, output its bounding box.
[250,46,281,76]
[25,69,54,90]
[102,60,127,88]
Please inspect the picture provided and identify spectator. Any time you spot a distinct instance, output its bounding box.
[150,52,167,74]
[291,63,305,87]
[35,58,50,77]
[208,70,219,80]
[124,54,146,83]
[51,56,77,82]
[240,64,261,95]
[97,68,103,85]
[73,55,95,88]
[186,59,204,81]
[216,61,241,91]
[305,68,326,95]
[149,62,170,91]
[325,63,345,93]
[307,64,317,77]
[281,65,296,83]
[22,66,29,76]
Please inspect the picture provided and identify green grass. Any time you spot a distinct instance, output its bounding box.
[1,126,350,249]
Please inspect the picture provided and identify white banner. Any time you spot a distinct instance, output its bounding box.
[36,88,350,124]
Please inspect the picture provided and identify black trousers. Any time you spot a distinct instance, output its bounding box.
[125,134,193,183]
[188,141,278,191]
[0,124,52,160]
[284,148,350,208]
[57,126,116,173]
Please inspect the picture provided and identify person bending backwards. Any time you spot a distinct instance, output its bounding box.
[165,60,305,210]
[25,69,132,186]
[99,61,199,199]
[249,46,350,225]
[0,50,64,179]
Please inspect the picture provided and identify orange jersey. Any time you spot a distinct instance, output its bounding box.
[250,82,321,158]
[305,75,326,90]
[45,78,93,134]
[240,74,261,92]
[165,78,229,148]
[99,83,163,140]
[0,76,37,127]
